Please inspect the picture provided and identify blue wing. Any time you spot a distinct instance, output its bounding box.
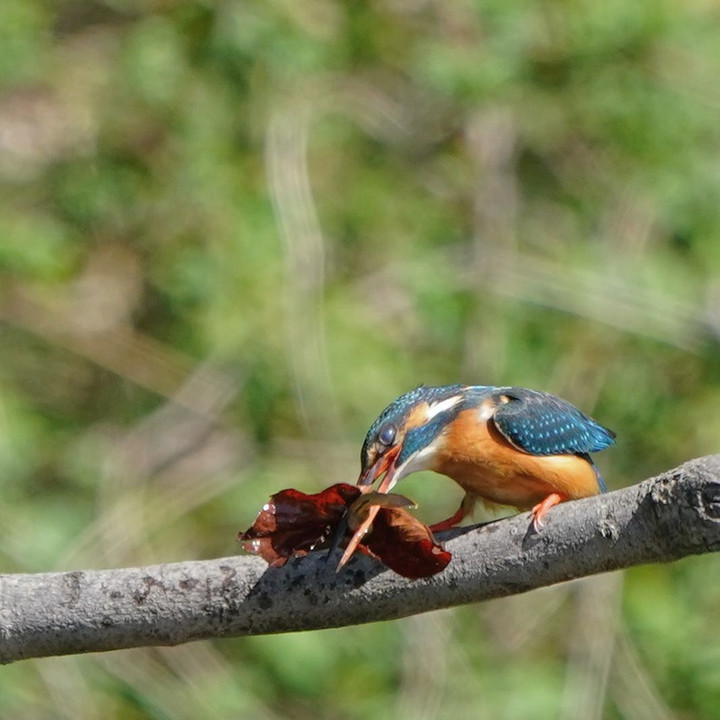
[490,387,615,457]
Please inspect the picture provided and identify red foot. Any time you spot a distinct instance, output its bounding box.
[429,500,471,533]
[530,493,567,532]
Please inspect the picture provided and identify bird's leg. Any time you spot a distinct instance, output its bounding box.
[428,507,465,533]
[530,492,567,532]
[429,493,476,533]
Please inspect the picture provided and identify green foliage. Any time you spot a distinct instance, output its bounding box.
[1,0,719,717]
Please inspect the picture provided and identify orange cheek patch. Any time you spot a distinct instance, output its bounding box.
[404,402,430,432]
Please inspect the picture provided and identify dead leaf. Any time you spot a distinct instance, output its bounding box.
[239,483,451,578]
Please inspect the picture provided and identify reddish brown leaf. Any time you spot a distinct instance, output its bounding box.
[359,507,452,579]
[239,483,452,578]
[239,484,360,566]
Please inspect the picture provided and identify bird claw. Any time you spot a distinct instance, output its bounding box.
[530,492,566,533]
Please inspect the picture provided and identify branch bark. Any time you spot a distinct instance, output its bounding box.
[2,455,720,664]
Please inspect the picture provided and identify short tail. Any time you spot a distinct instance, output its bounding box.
[581,453,607,493]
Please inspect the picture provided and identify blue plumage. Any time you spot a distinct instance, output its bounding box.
[398,413,451,465]
[488,387,616,456]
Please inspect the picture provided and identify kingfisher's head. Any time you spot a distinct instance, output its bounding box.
[358,385,469,493]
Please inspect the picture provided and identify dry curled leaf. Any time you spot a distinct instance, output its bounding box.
[239,483,451,578]
[357,500,452,579]
[239,484,359,566]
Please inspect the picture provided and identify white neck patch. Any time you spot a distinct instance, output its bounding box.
[425,395,462,421]
[477,398,497,421]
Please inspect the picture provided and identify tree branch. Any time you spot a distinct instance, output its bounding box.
[2,455,720,664]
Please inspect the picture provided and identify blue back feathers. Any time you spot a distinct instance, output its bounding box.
[488,387,616,456]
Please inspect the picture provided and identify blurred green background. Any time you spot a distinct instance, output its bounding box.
[1,0,720,718]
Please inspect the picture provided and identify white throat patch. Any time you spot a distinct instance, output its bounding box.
[386,438,442,491]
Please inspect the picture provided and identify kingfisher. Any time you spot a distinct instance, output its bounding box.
[356,384,615,533]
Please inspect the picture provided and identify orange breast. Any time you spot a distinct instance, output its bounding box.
[434,408,601,509]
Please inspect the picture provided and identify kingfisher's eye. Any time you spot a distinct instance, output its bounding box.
[378,424,396,446]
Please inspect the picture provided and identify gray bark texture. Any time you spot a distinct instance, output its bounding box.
[2,455,720,664]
